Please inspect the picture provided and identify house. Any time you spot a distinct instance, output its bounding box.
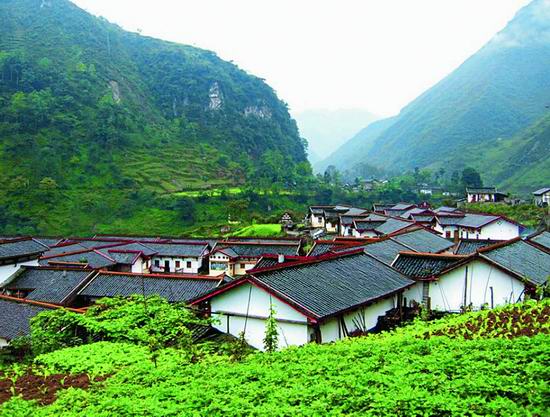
[434,212,523,240]
[279,212,294,227]
[533,187,550,207]
[527,231,550,253]
[383,203,417,217]
[392,238,550,312]
[209,242,300,277]
[191,250,414,350]
[41,241,158,273]
[307,205,368,234]
[466,187,507,203]
[0,295,83,347]
[453,239,503,255]
[145,242,210,274]
[389,228,454,254]
[0,238,50,285]
[39,248,119,270]
[77,271,226,305]
[372,203,395,214]
[1,266,96,307]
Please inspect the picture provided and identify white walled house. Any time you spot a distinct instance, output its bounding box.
[533,187,550,207]
[466,187,507,203]
[146,243,209,274]
[208,242,301,277]
[192,251,413,350]
[0,238,49,285]
[434,213,522,241]
[392,239,550,312]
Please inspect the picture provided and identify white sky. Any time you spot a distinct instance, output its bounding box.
[71,0,530,117]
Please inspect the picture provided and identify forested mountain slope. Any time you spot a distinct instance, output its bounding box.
[320,0,550,191]
[0,0,310,234]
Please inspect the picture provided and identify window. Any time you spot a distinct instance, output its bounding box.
[186,261,192,269]
[154,260,160,267]
[445,231,451,238]
[175,261,181,269]
[240,263,246,269]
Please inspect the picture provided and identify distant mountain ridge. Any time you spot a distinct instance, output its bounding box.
[320,0,550,192]
[293,108,378,164]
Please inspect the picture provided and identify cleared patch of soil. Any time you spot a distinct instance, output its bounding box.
[0,371,108,405]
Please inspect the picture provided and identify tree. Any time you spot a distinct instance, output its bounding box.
[461,167,483,189]
[174,197,197,224]
[263,302,279,353]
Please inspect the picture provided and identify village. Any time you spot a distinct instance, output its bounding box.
[0,186,548,350]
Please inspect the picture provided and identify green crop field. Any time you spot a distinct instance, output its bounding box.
[1,299,548,416]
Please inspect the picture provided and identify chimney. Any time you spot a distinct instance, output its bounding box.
[278,254,285,264]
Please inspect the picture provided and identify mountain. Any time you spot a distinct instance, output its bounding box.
[322,0,550,191]
[314,117,397,175]
[0,0,309,234]
[293,109,378,164]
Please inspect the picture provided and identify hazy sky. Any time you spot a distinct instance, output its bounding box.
[71,0,530,117]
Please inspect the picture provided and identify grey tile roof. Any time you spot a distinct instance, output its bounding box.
[533,188,550,195]
[252,252,413,319]
[43,243,90,257]
[374,218,413,235]
[466,187,497,194]
[411,215,435,222]
[0,298,48,340]
[529,231,550,251]
[225,238,300,245]
[454,239,503,255]
[434,206,460,214]
[481,240,550,286]
[392,254,461,279]
[143,243,208,257]
[391,203,416,211]
[0,239,49,261]
[4,268,93,304]
[107,252,140,265]
[343,207,368,216]
[40,250,116,269]
[221,244,299,258]
[362,239,411,265]
[354,220,385,231]
[308,242,335,257]
[32,238,64,248]
[437,213,500,229]
[390,229,454,253]
[106,243,158,257]
[80,273,220,302]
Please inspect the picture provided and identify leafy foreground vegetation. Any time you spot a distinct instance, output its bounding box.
[0,300,548,416]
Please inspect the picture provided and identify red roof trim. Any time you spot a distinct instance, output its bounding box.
[0,294,85,313]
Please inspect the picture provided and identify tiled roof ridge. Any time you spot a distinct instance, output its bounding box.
[0,294,85,313]
[396,251,468,259]
[20,265,95,272]
[249,248,366,275]
[221,241,300,247]
[476,237,522,254]
[97,271,224,281]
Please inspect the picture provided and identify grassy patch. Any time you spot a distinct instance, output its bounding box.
[228,224,283,237]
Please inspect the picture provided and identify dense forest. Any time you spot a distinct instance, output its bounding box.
[0,0,311,235]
